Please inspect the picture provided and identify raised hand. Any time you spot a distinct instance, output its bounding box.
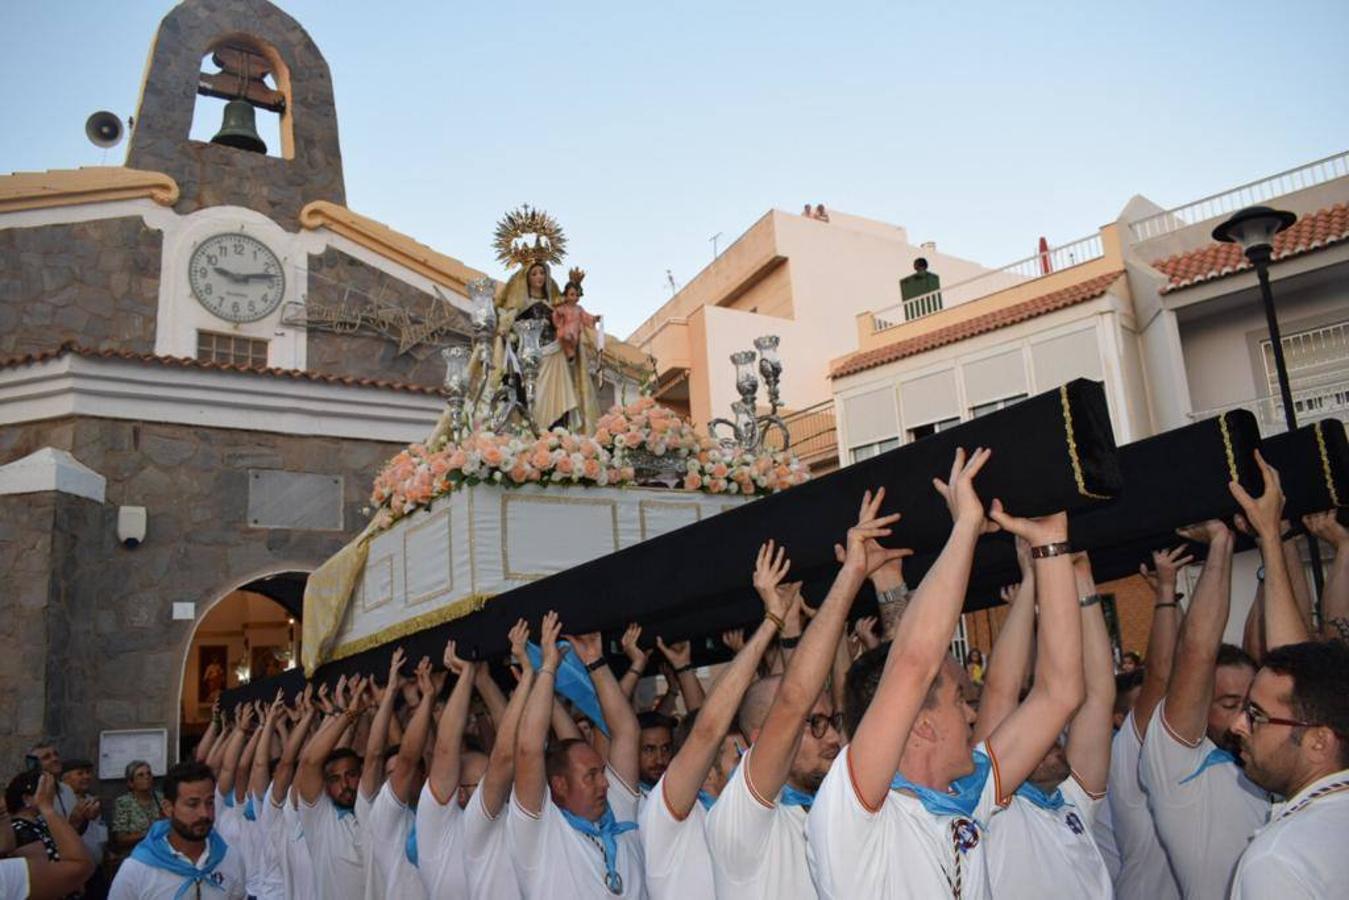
[1176,519,1231,545]
[721,629,745,652]
[620,622,649,669]
[841,487,905,577]
[987,499,1068,547]
[1304,510,1349,548]
[1140,544,1195,590]
[387,647,408,689]
[656,636,693,669]
[266,689,285,724]
[444,639,471,677]
[238,701,256,729]
[539,611,564,670]
[854,615,881,650]
[565,631,604,667]
[753,540,793,606]
[414,655,434,696]
[507,619,533,675]
[933,447,995,531]
[333,674,349,710]
[1228,450,1285,540]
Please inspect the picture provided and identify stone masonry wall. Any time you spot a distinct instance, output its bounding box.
[305,246,466,388]
[0,415,404,769]
[0,218,163,358]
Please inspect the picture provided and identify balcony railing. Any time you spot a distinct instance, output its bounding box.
[1128,150,1349,243]
[1189,376,1349,437]
[764,399,837,464]
[871,232,1105,332]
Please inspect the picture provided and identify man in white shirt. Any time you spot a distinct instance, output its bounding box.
[1138,520,1271,900]
[109,761,247,900]
[642,540,793,900]
[295,679,371,900]
[707,495,904,900]
[510,612,646,898]
[1230,640,1349,898]
[979,550,1114,899]
[1109,547,1189,900]
[807,449,1086,899]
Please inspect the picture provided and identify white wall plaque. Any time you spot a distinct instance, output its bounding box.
[98,727,169,780]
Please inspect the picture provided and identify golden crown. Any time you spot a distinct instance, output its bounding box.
[493,205,567,270]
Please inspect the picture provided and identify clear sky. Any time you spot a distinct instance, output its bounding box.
[3,0,1346,338]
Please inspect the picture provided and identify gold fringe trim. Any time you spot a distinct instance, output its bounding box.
[1314,421,1341,507]
[328,592,496,661]
[1217,413,1238,483]
[1060,385,1112,500]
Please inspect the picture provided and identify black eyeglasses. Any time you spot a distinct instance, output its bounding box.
[806,713,843,739]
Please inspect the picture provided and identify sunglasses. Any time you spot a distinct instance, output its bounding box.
[806,712,843,739]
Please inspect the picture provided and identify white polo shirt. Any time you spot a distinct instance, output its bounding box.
[1139,702,1269,900]
[0,858,28,899]
[297,791,365,900]
[1090,781,1121,883]
[805,743,1005,899]
[1108,712,1181,900]
[704,747,815,899]
[267,786,315,900]
[461,784,520,900]
[415,781,467,898]
[108,835,248,900]
[1230,769,1349,900]
[507,766,645,898]
[639,774,714,900]
[985,775,1112,899]
[238,793,285,900]
[364,782,427,900]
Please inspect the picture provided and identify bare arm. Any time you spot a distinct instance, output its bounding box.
[1066,554,1115,795]
[550,699,585,742]
[1163,521,1235,743]
[985,508,1085,800]
[195,704,221,763]
[850,453,988,809]
[296,701,366,805]
[1232,451,1309,650]
[205,722,232,778]
[666,617,780,817]
[1243,581,1266,662]
[514,612,564,816]
[216,704,254,797]
[1134,546,1191,737]
[425,641,477,804]
[362,650,406,799]
[233,712,263,804]
[1305,512,1349,643]
[567,631,641,788]
[756,489,901,805]
[479,620,535,818]
[272,693,315,805]
[391,657,437,804]
[617,623,650,701]
[30,774,93,900]
[656,638,705,714]
[972,573,1036,745]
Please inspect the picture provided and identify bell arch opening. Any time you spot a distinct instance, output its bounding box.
[176,570,307,760]
[188,35,292,159]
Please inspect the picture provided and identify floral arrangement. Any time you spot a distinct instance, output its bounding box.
[366,396,810,531]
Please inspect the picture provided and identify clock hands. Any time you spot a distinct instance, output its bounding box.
[212,266,277,284]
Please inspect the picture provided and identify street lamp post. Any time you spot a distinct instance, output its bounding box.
[1212,205,1326,610]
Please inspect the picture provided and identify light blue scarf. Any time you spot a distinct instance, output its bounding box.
[889,749,992,819]
[526,641,611,737]
[405,821,418,867]
[1179,746,1237,785]
[778,783,816,811]
[696,789,717,811]
[129,819,229,899]
[558,805,637,894]
[242,795,257,822]
[1015,780,1066,811]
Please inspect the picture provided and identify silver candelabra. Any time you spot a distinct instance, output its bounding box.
[708,335,790,453]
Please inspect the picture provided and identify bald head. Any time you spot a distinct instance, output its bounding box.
[738,676,782,738]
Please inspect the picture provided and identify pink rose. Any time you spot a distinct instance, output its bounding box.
[683,473,703,490]
[556,456,575,475]
[582,458,602,480]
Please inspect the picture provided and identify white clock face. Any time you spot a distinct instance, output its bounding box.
[188,232,285,323]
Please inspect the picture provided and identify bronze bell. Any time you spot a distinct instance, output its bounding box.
[211,98,267,154]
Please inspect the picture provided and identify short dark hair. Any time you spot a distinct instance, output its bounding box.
[1121,651,1143,665]
[323,748,361,772]
[1217,643,1257,672]
[1261,641,1349,767]
[843,643,945,738]
[5,770,40,814]
[563,280,584,297]
[546,738,589,783]
[638,711,676,733]
[914,257,929,270]
[162,761,215,802]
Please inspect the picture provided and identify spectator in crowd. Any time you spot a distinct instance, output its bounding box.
[0,773,94,900]
[7,770,60,861]
[964,648,985,686]
[27,742,82,830]
[801,203,812,217]
[813,204,829,222]
[61,758,109,899]
[109,760,163,858]
[1120,650,1143,673]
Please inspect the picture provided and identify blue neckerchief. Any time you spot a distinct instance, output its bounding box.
[336,803,355,821]
[889,748,992,819]
[526,642,611,737]
[639,780,656,794]
[1015,780,1066,811]
[220,791,235,809]
[779,783,816,811]
[1179,746,1237,785]
[558,805,637,894]
[129,819,229,899]
[696,789,717,811]
[405,821,418,868]
[242,795,257,822]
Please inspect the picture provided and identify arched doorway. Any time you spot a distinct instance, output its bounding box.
[177,571,308,759]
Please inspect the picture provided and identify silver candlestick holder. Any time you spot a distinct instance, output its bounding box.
[708,336,790,453]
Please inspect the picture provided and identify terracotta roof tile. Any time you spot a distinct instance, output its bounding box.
[1152,203,1349,294]
[0,342,446,395]
[831,270,1124,379]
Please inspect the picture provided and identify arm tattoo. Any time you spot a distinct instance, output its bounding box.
[1327,616,1349,645]
[877,584,911,640]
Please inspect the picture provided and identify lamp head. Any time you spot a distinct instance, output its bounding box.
[1212,206,1297,260]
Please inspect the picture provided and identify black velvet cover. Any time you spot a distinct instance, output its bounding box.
[220,380,1119,705]
[1262,418,1347,524]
